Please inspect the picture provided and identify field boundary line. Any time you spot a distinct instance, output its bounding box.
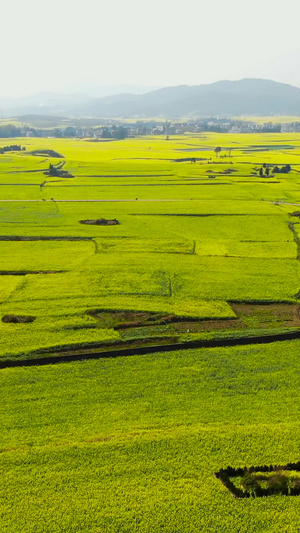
[288,222,300,260]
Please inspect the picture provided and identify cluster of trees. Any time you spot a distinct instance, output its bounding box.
[213,147,233,158]
[198,119,282,133]
[0,117,286,140]
[0,125,22,138]
[259,163,291,177]
[0,145,25,154]
[44,164,73,178]
[273,164,291,174]
[259,165,270,177]
[51,125,128,140]
[215,462,300,498]
[101,126,127,139]
[258,124,282,133]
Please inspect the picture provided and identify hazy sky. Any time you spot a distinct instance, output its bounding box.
[2,0,300,97]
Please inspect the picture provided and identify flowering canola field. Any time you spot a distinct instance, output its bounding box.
[1,132,300,531]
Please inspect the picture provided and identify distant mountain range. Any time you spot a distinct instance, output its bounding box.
[61,83,161,99]
[0,92,89,118]
[2,79,300,119]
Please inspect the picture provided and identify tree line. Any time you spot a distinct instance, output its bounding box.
[0,144,25,153]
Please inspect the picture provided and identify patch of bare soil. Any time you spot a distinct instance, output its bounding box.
[171,318,244,333]
[88,304,300,335]
[87,309,242,332]
[231,302,300,328]
[80,218,120,226]
[207,168,238,175]
[2,314,35,324]
[87,309,177,329]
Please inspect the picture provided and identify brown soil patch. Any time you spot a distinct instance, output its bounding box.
[2,314,36,324]
[231,302,300,328]
[88,304,300,335]
[171,318,243,334]
[80,218,120,226]
[87,309,242,332]
[206,168,238,175]
[87,309,177,329]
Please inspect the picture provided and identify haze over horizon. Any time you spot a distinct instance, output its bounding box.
[2,0,300,99]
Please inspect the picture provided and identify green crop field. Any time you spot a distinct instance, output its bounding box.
[2,341,300,532]
[1,133,300,359]
[1,132,300,531]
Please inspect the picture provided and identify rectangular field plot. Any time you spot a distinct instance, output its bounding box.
[41,183,252,202]
[6,269,170,301]
[2,341,300,531]
[141,214,292,242]
[85,268,171,296]
[0,267,235,322]
[0,202,62,224]
[196,240,296,258]
[0,276,22,303]
[0,241,95,271]
[0,319,120,359]
[171,256,300,301]
[0,292,234,329]
[95,237,194,254]
[3,252,298,315]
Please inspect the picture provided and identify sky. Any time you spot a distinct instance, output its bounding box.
[1,0,300,98]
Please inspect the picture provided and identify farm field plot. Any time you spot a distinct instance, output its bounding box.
[2,341,300,532]
[0,133,300,360]
[1,133,300,531]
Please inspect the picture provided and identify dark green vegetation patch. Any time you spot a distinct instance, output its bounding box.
[30,149,64,158]
[2,314,35,323]
[216,462,300,498]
